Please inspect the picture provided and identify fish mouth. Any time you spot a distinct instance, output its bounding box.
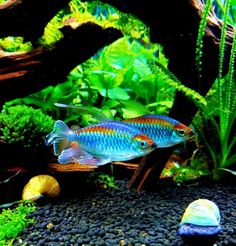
[187,130,195,141]
[151,142,158,148]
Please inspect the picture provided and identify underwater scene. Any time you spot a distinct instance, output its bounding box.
[0,0,236,245]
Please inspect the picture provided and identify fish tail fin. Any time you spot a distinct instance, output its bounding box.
[45,120,75,155]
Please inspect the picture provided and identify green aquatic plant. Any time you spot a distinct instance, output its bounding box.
[5,1,160,124]
[0,37,32,52]
[195,0,212,80]
[148,60,207,109]
[40,0,148,47]
[14,35,171,126]
[89,172,118,189]
[173,151,210,183]
[193,0,236,180]
[213,0,236,25]
[71,37,169,112]
[0,201,36,246]
[0,105,54,148]
[5,82,78,122]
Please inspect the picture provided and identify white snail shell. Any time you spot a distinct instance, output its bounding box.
[180,199,220,226]
[178,199,221,236]
[22,174,60,201]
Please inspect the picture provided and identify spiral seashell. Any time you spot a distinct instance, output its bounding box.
[22,174,60,201]
[178,199,221,236]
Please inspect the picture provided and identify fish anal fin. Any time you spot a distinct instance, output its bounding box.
[77,157,111,166]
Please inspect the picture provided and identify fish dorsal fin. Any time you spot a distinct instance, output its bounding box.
[54,120,70,132]
[54,103,111,122]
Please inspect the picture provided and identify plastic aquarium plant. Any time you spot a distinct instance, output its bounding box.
[0,201,36,246]
[0,105,54,149]
[193,0,236,180]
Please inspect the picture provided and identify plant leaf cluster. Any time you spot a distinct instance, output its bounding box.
[0,105,54,148]
[88,171,118,189]
[0,37,32,52]
[39,0,148,47]
[0,201,36,246]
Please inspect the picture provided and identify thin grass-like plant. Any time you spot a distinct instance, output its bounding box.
[148,60,207,108]
[195,0,212,82]
[194,0,236,179]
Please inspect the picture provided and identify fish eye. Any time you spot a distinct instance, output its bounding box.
[177,129,186,137]
[139,140,148,149]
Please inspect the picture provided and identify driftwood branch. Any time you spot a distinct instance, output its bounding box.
[0,23,122,105]
[0,0,23,10]
[0,0,70,44]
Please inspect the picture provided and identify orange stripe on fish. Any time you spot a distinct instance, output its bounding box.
[174,123,192,131]
[77,126,116,135]
[125,117,174,128]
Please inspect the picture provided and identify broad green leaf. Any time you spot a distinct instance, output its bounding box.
[107,87,130,100]
[120,100,149,119]
[101,106,114,120]
[103,99,120,108]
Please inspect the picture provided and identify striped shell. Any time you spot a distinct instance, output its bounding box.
[180,199,220,226]
[22,175,60,201]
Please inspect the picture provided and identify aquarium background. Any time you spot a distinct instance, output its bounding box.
[0,0,235,181]
[0,0,236,245]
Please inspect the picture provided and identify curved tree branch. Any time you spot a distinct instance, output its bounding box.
[0,0,70,44]
[0,23,123,105]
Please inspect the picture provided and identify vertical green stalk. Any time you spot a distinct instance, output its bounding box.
[225,30,236,125]
[221,29,236,169]
[218,0,230,139]
[195,0,212,85]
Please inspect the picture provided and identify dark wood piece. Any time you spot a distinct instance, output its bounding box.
[0,23,122,105]
[0,0,69,44]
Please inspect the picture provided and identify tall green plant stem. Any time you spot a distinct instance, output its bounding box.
[218,0,230,139]
[195,0,212,85]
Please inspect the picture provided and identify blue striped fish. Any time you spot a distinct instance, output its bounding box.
[45,120,157,166]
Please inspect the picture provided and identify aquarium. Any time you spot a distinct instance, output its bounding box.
[0,0,236,245]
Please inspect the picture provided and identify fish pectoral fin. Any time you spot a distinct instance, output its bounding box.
[58,144,110,166]
[79,157,111,166]
[58,144,92,164]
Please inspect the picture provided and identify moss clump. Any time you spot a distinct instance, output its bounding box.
[0,37,32,52]
[0,201,36,245]
[0,105,54,148]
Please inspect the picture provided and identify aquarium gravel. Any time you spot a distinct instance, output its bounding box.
[15,178,236,246]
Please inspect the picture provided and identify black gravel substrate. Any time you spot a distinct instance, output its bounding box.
[13,173,236,246]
